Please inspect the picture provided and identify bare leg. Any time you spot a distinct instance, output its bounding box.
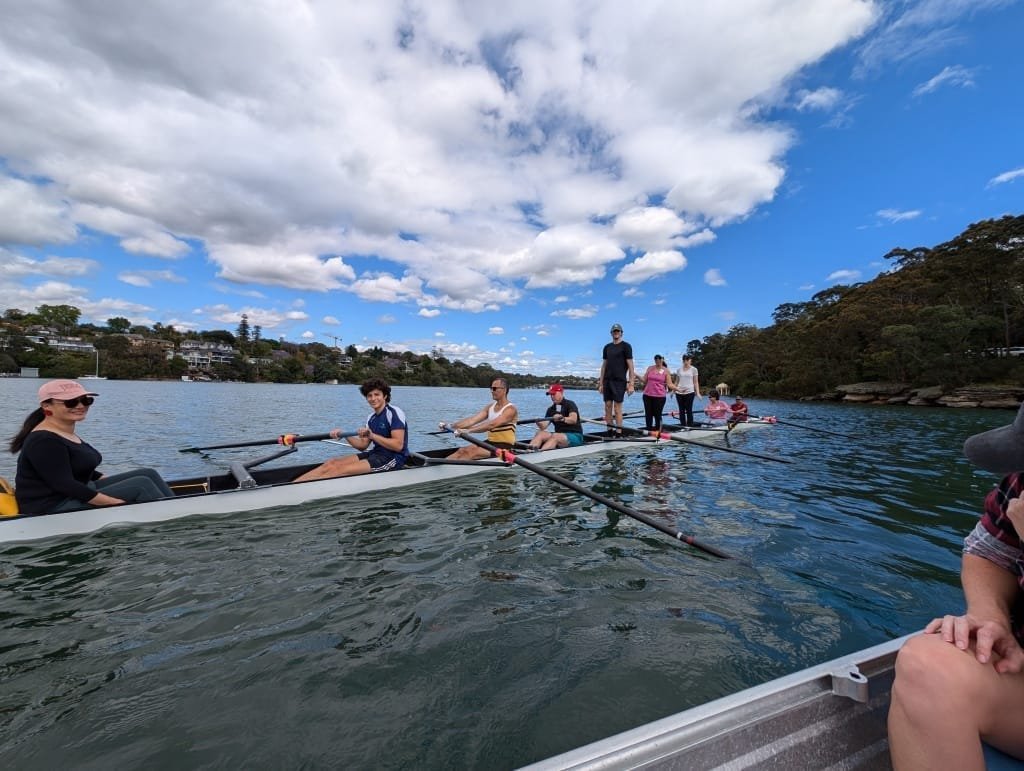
[447,444,493,461]
[889,633,1024,770]
[541,434,569,451]
[293,455,370,482]
[530,430,553,449]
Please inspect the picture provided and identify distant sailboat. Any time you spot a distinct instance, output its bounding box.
[79,349,107,380]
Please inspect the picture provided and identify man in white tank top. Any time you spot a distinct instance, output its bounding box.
[442,378,519,460]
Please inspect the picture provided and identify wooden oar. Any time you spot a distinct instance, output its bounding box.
[748,413,855,439]
[581,418,791,464]
[445,429,735,559]
[179,432,354,453]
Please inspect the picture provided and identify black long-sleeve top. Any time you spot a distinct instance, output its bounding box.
[15,431,102,514]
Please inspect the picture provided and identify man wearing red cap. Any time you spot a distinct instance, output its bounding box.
[529,384,584,450]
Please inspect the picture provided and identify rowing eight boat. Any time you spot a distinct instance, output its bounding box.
[0,432,667,545]
[662,419,770,442]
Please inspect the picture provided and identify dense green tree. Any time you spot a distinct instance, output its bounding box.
[4,215,1021,394]
[107,316,132,333]
[202,329,237,346]
[35,304,81,334]
[236,314,251,354]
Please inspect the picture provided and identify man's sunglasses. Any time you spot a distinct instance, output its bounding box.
[55,396,95,408]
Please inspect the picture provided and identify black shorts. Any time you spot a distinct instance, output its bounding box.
[602,379,627,404]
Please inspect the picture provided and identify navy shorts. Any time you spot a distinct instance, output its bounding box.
[358,449,407,472]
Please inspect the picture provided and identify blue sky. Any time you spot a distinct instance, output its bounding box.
[1,0,1022,376]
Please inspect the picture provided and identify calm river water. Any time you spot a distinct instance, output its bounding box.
[0,379,1012,768]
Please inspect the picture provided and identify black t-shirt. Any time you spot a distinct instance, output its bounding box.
[15,431,102,513]
[602,341,633,381]
[545,399,583,434]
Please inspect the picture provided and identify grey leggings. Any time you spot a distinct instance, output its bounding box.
[53,468,174,512]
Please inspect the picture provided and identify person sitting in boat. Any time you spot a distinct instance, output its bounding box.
[888,402,1024,769]
[528,384,584,451]
[703,391,733,426]
[728,395,749,425]
[293,378,409,482]
[9,379,174,515]
[441,377,518,460]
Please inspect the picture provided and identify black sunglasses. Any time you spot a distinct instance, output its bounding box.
[490,385,505,391]
[56,396,95,408]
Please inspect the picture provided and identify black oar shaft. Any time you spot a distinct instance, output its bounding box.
[451,431,734,559]
[515,416,554,425]
[180,432,340,453]
[663,431,791,464]
[582,418,790,464]
[749,414,854,439]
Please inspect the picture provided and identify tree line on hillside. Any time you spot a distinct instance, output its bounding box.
[2,214,1020,396]
[688,214,1024,397]
[0,309,582,389]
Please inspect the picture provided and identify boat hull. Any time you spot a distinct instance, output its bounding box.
[661,419,770,442]
[0,435,662,544]
[523,635,908,770]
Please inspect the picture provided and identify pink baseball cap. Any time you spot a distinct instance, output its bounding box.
[38,379,98,403]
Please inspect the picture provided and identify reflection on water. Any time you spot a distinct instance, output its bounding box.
[0,380,1015,767]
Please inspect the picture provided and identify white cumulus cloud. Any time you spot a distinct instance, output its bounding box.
[704,268,727,287]
[616,250,687,284]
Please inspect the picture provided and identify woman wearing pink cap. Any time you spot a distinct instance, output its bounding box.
[8,379,173,515]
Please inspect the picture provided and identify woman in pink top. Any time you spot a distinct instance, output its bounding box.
[703,390,732,426]
[640,354,675,434]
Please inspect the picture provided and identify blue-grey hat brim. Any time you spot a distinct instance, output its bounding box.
[963,402,1024,474]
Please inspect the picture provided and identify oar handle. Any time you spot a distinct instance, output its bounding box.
[445,428,734,559]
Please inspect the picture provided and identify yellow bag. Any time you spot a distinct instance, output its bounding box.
[0,477,18,518]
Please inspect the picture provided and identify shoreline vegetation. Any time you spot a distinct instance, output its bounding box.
[1,214,1021,410]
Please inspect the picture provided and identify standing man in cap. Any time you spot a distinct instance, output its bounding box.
[597,323,635,436]
[529,384,584,450]
[888,403,1024,769]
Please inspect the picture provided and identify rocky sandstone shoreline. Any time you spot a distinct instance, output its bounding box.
[804,382,1024,410]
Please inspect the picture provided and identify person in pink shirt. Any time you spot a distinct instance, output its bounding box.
[640,354,675,434]
[702,391,732,426]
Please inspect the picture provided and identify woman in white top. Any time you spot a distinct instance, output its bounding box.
[673,354,701,427]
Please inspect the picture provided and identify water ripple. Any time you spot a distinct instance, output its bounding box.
[0,384,1012,767]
